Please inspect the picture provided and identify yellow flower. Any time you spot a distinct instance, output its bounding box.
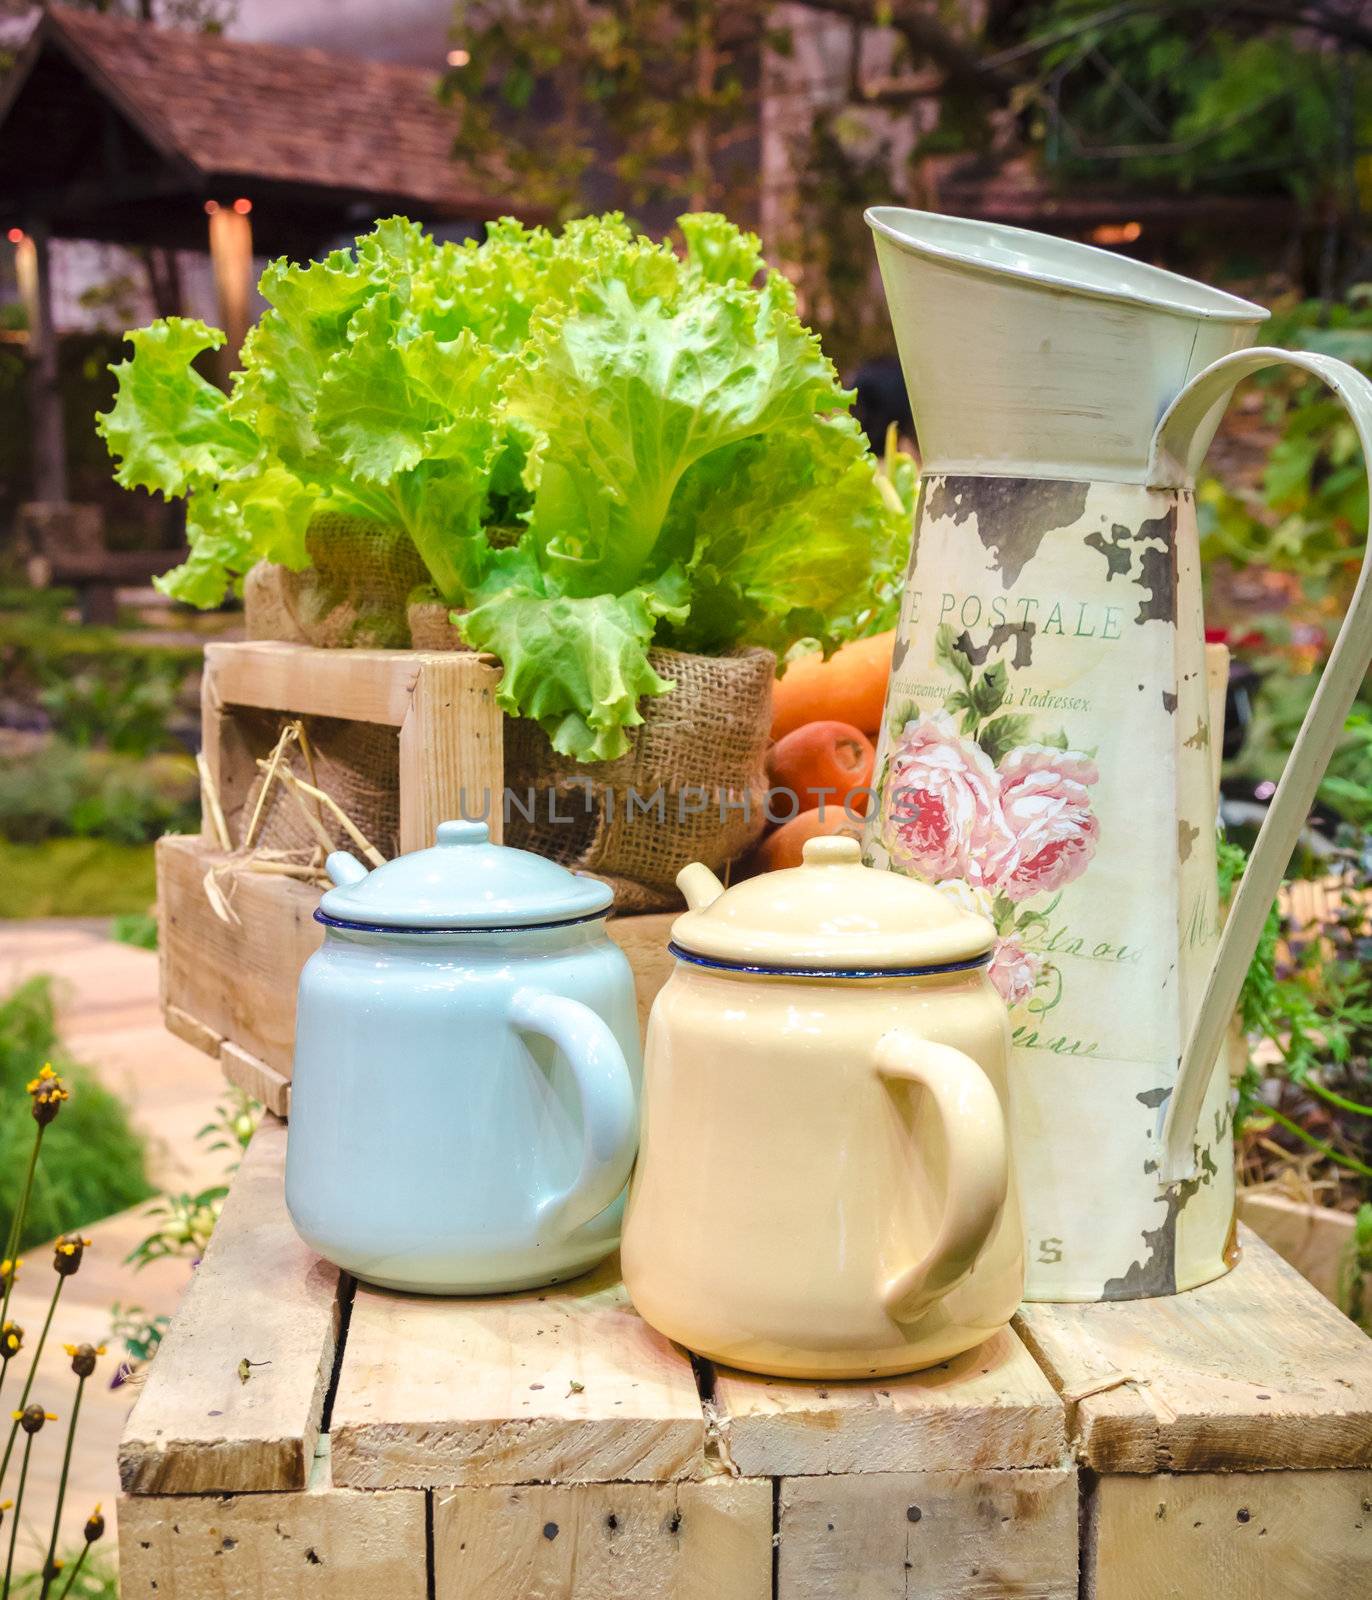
[27,1064,69,1127]
[53,1235,91,1277]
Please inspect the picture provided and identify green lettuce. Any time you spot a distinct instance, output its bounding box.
[98,212,909,760]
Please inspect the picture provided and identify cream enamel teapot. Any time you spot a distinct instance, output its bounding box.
[620,835,1021,1379]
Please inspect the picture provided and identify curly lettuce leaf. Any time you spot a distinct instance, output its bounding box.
[507,269,846,599]
[662,413,907,654]
[97,318,258,496]
[458,585,680,761]
[100,211,903,764]
[155,466,321,608]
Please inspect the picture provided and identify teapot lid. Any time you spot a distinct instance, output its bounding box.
[671,835,994,972]
[317,820,613,930]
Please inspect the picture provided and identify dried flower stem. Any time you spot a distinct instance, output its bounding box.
[54,1545,88,1600]
[3,1428,34,1599]
[0,1277,63,1492]
[37,1376,85,1600]
[0,1127,40,1334]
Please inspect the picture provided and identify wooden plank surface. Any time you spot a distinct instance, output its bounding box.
[158,833,324,1076]
[220,1038,292,1118]
[1237,1190,1366,1309]
[432,1476,773,1600]
[161,829,675,1092]
[397,653,505,851]
[120,1116,343,1494]
[1015,1227,1372,1473]
[707,1326,1066,1478]
[206,640,430,726]
[776,1466,1078,1600]
[1087,1469,1372,1600]
[119,1453,427,1600]
[330,1257,707,1489]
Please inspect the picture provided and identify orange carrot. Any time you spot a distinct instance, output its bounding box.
[751,807,863,874]
[770,630,895,739]
[766,720,874,815]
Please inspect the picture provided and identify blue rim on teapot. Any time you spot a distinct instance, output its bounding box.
[316,819,613,932]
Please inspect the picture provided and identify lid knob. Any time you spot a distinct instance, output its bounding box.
[801,834,862,866]
[436,819,490,847]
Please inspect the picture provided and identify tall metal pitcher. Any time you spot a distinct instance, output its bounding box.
[863,207,1372,1302]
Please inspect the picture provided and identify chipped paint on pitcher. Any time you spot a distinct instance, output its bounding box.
[864,477,1232,1301]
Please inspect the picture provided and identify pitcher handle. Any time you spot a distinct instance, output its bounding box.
[1148,347,1372,1181]
[873,1030,1008,1321]
[508,988,638,1237]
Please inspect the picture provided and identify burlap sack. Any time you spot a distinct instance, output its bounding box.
[227,709,401,862]
[406,594,468,651]
[244,517,428,649]
[502,648,775,912]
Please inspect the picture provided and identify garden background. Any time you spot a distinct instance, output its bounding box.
[1,1,1371,1590]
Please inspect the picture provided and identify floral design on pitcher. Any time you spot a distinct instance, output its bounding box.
[878,626,1100,1012]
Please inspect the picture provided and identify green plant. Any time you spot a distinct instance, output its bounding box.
[108,1303,170,1376]
[0,742,198,846]
[0,980,152,1251]
[1344,1202,1372,1327]
[1225,662,1372,834]
[7,1553,117,1600]
[1223,838,1372,1197]
[98,212,906,761]
[110,912,158,951]
[0,840,157,919]
[1200,294,1372,588]
[114,1090,259,1376]
[39,663,182,759]
[0,1057,109,1598]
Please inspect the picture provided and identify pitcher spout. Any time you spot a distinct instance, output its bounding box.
[865,206,1267,484]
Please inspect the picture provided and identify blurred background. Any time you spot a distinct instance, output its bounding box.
[0,2,1370,1585]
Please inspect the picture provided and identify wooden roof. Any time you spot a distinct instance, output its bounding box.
[0,6,524,252]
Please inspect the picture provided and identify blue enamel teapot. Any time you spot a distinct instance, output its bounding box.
[284,820,641,1294]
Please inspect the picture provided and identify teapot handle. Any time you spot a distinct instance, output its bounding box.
[873,1030,1008,1322]
[1147,348,1372,1182]
[508,988,638,1238]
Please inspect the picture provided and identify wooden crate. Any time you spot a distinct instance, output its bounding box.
[160,641,676,1114]
[118,1118,1077,1600]
[117,1119,1372,1599]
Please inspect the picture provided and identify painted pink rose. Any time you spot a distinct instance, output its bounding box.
[987,932,1043,1008]
[881,713,1018,888]
[997,745,1100,903]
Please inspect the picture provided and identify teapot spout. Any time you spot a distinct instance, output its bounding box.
[677,862,725,912]
[326,850,370,888]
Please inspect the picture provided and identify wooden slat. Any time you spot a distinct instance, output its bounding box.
[776,1466,1078,1600]
[397,652,505,851]
[221,1038,292,1118]
[1238,1191,1366,1308]
[1086,1469,1372,1600]
[707,1327,1066,1478]
[119,1116,343,1494]
[119,1454,427,1600]
[163,1000,222,1059]
[206,640,429,726]
[158,833,324,1076]
[431,1477,773,1600]
[1014,1226,1372,1473]
[161,828,674,1092]
[330,1257,707,1490]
